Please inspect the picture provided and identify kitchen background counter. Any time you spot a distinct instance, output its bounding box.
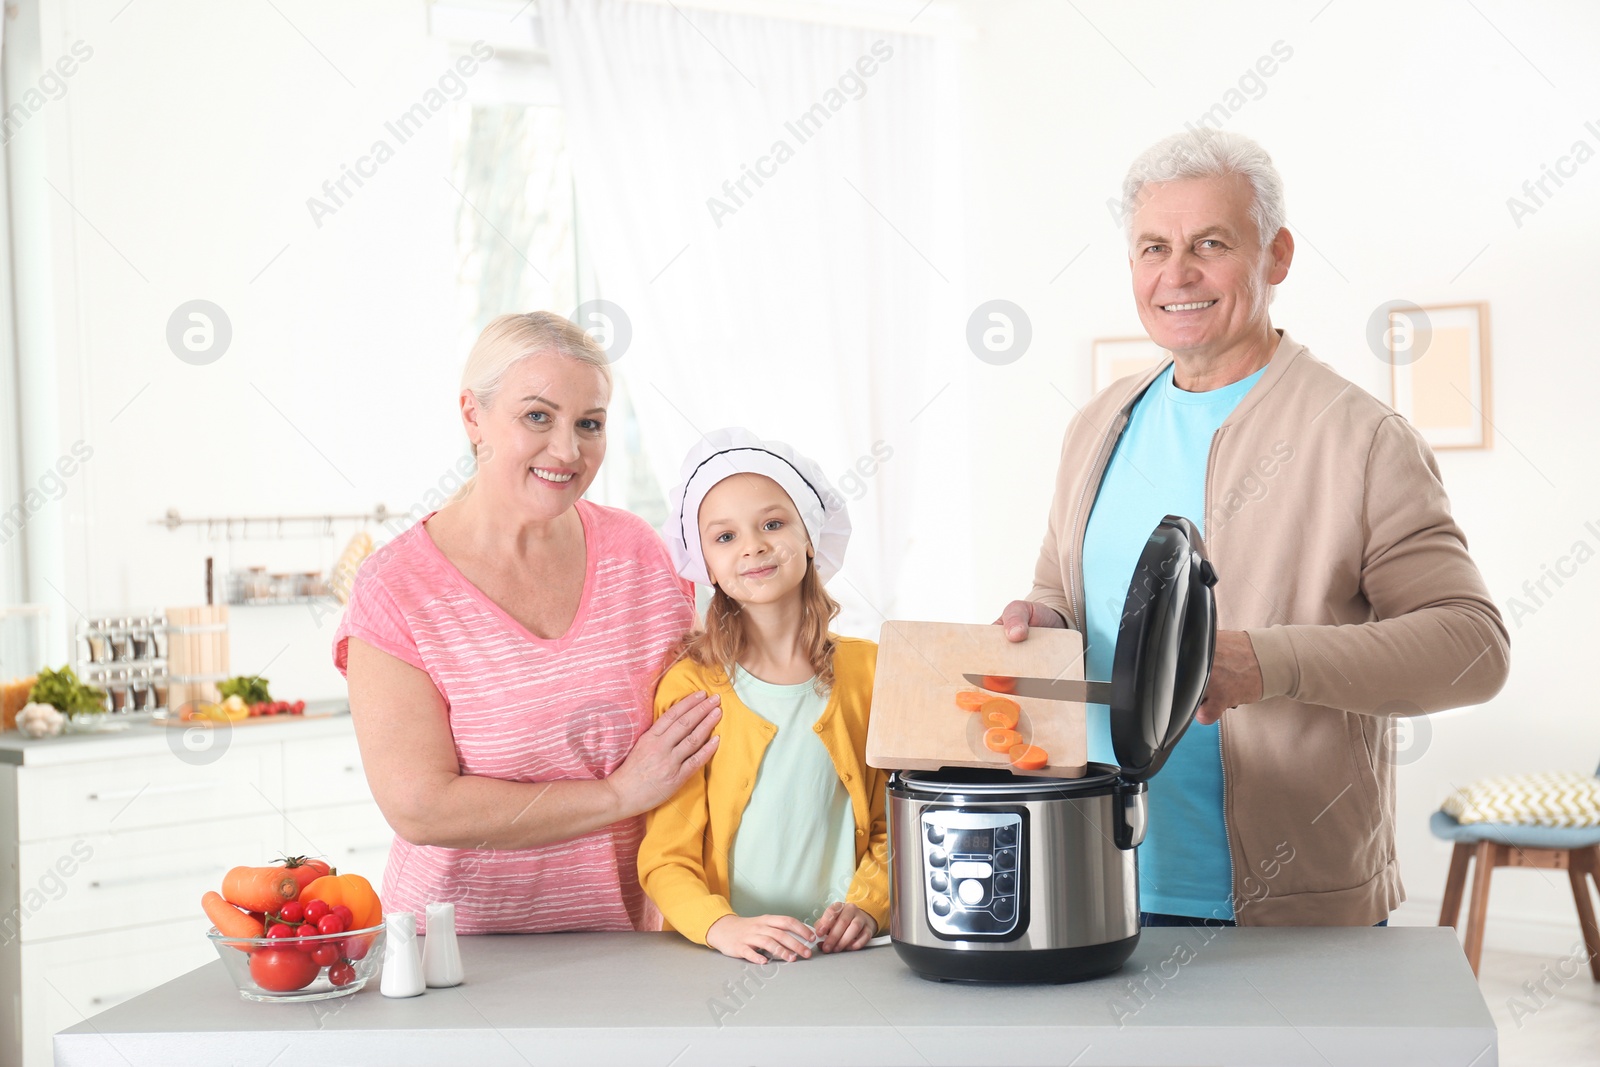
[54,927,1497,1067]
[1,707,390,1067]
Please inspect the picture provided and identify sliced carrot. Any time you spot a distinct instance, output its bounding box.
[1008,744,1049,771]
[980,698,1020,730]
[984,727,1023,753]
[982,675,1017,694]
[955,689,989,712]
[203,890,264,946]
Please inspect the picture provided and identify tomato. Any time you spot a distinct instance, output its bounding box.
[330,904,353,928]
[342,935,372,961]
[295,923,319,948]
[278,901,305,925]
[311,944,340,967]
[249,949,320,992]
[328,962,356,987]
[266,923,294,940]
[317,914,345,936]
[303,899,331,923]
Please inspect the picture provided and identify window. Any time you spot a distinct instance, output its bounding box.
[449,68,666,527]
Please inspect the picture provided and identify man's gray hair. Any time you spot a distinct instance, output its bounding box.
[1122,129,1287,250]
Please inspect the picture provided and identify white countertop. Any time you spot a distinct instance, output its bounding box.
[0,700,352,765]
[54,927,1498,1066]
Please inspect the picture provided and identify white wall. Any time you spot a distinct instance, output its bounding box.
[13,0,475,697]
[953,0,1600,953]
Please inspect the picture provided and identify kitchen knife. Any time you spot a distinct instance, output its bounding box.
[963,673,1114,705]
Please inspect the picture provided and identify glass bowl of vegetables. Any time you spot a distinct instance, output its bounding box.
[208,910,386,1002]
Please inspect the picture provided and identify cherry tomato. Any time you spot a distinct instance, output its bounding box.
[328,961,356,987]
[266,923,294,940]
[303,899,331,923]
[330,904,354,928]
[278,901,305,925]
[294,923,319,950]
[249,949,320,992]
[342,936,371,961]
[317,914,346,936]
[293,700,306,714]
[311,944,340,966]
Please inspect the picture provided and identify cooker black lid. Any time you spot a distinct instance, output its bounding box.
[1108,515,1218,783]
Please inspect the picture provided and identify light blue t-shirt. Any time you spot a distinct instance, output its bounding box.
[726,668,858,922]
[1082,362,1266,920]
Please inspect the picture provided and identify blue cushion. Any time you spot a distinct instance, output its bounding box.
[1430,809,1600,849]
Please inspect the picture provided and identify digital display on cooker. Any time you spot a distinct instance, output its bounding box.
[958,829,992,853]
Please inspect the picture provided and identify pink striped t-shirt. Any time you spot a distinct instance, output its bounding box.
[333,499,695,934]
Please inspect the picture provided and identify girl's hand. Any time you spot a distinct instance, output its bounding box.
[813,902,876,953]
[608,691,721,816]
[705,914,816,965]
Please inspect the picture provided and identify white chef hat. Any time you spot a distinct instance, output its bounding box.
[663,426,851,587]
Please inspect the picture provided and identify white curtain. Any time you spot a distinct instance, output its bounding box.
[542,0,973,634]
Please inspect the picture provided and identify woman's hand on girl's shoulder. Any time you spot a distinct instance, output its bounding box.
[813,902,876,953]
[608,690,721,816]
[705,913,816,965]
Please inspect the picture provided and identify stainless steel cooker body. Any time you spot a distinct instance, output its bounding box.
[887,764,1147,983]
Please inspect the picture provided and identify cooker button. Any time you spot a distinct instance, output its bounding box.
[931,895,951,917]
[957,879,985,906]
[929,872,948,894]
[926,824,944,845]
[995,871,1016,895]
[995,824,1017,847]
[995,848,1016,871]
[928,849,947,869]
[993,896,1015,922]
[949,861,993,880]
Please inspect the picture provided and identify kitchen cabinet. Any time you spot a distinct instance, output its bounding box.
[0,708,390,1067]
[53,928,1499,1066]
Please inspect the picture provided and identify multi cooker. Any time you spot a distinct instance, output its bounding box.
[887,515,1217,983]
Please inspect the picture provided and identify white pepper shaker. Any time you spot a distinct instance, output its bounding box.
[423,902,465,988]
[380,912,425,998]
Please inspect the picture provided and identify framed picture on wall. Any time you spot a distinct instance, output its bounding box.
[1092,336,1169,393]
[1388,302,1492,450]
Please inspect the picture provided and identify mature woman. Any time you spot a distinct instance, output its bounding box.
[335,312,721,933]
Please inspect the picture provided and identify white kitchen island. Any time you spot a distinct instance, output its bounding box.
[55,926,1496,1066]
[0,705,391,1067]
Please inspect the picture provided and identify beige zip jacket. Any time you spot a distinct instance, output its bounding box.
[1027,330,1509,925]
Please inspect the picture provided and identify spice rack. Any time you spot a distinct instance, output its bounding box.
[73,605,230,716]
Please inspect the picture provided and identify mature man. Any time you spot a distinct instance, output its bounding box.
[1000,129,1509,927]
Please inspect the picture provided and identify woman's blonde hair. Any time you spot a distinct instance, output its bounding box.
[672,555,841,696]
[454,312,612,498]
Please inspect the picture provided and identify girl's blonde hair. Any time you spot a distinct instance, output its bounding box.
[673,554,842,695]
[454,311,612,497]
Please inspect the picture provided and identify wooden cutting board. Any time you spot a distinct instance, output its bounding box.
[868,621,1088,778]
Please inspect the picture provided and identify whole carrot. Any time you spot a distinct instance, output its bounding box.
[203,890,264,944]
[220,865,301,913]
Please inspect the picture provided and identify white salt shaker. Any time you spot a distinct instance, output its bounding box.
[423,902,464,988]
[380,912,425,998]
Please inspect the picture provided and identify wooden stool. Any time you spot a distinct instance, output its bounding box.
[1431,810,1600,978]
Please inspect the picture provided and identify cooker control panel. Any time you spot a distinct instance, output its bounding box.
[920,810,1023,938]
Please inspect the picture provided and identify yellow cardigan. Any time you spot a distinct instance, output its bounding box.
[637,637,889,945]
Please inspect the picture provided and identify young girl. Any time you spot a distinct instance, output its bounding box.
[638,427,888,965]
